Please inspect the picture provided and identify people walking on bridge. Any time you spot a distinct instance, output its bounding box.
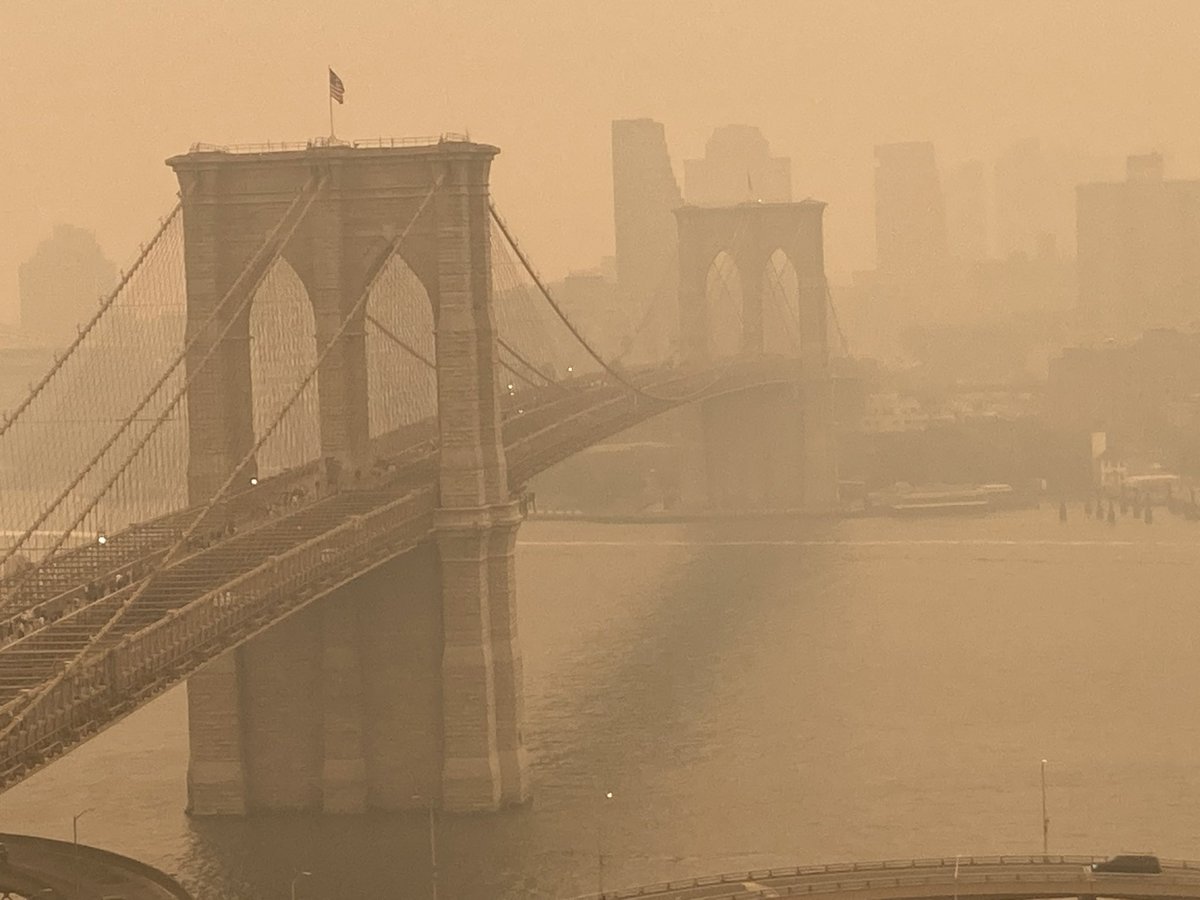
[324,456,342,495]
[1059,500,1068,523]
[1107,502,1116,525]
[1144,504,1154,524]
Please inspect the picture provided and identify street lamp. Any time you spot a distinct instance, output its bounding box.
[72,808,93,898]
[598,790,614,895]
[411,795,439,900]
[290,870,311,900]
[1040,759,1049,855]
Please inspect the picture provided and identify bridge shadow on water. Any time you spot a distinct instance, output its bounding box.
[175,515,844,899]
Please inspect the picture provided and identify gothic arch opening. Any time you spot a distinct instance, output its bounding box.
[705,250,743,358]
[249,258,321,476]
[365,254,437,438]
[762,248,801,356]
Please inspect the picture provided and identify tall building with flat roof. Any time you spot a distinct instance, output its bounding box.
[873,142,948,286]
[1077,153,1200,327]
[611,119,683,333]
[19,224,116,347]
[944,159,988,263]
[684,124,791,206]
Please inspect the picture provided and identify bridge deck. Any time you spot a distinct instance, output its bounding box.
[0,358,797,790]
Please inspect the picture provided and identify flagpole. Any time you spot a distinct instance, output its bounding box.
[328,67,335,139]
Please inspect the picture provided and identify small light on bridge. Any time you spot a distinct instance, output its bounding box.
[605,791,613,799]
[507,383,514,391]
[97,535,107,546]
[250,477,258,486]
[567,366,574,374]
[517,408,524,414]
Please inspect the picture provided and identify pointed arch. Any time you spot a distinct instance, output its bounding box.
[762,248,801,356]
[365,254,437,438]
[705,250,743,359]
[249,258,321,476]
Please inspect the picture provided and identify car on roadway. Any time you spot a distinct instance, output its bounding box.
[1084,854,1162,875]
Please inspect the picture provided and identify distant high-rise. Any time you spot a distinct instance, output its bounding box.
[873,142,948,285]
[611,119,683,330]
[994,139,1054,259]
[1077,152,1200,327]
[683,124,791,206]
[19,224,116,347]
[943,159,988,263]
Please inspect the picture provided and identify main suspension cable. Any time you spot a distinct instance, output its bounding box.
[488,201,730,406]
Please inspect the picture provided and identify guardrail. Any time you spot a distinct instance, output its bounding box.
[0,356,805,787]
[0,484,438,782]
[187,134,474,155]
[584,856,1200,900]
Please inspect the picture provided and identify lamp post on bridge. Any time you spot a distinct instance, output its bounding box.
[290,869,311,900]
[411,794,438,900]
[597,789,614,896]
[72,807,93,899]
[1040,758,1049,855]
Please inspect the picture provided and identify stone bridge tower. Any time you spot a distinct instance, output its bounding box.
[675,201,839,511]
[168,139,528,814]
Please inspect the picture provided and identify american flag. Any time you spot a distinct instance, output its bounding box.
[329,68,345,104]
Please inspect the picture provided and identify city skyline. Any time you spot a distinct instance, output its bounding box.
[5,1,1200,326]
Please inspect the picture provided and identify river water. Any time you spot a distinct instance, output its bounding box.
[2,508,1200,899]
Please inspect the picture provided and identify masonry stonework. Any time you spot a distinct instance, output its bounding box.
[169,140,529,815]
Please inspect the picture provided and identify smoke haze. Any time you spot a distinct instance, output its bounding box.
[4,0,1200,322]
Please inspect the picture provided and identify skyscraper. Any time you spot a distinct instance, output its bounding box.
[683,124,791,206]
[994,138,1054,259]
[1077,152,1200,328]
[19,224,116,347]
[611,119,683,333]
[873,142,948,286]
[943,159,988,263]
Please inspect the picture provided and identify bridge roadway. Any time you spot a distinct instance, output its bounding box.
[0,356,798,792]
[0,832,191,899]
[584,856,1200,900]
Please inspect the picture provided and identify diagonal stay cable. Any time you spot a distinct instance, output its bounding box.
[0,178,446,742]
[0,201,182,440]
[0,178,326,584]
[366,311,551,392]
[365,313,435,369]
[489,201,732,406]
[497,337,562,389]
[764,256,803,354]
[614,244,679,365]
[825,282,850,356]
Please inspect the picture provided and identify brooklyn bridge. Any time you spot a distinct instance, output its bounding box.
[0,136,836,816]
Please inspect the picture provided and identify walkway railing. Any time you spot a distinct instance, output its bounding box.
[582,855,1200,900]
[0,355,803,791]
[187,134,473,155]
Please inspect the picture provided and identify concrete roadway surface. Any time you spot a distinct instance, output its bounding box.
[0,833,191,899]
[586,855,1200,900]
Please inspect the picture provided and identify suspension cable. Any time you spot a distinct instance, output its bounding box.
[0,178,325,578]
[614,244,679,365]
[0,178,439,740]
[0,201,182,440]
[488,201,730,405]
[365,313,435,369]
[497,337,558,387]
[825,282,850,356]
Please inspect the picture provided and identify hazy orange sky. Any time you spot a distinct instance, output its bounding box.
[3,0,1200,326]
